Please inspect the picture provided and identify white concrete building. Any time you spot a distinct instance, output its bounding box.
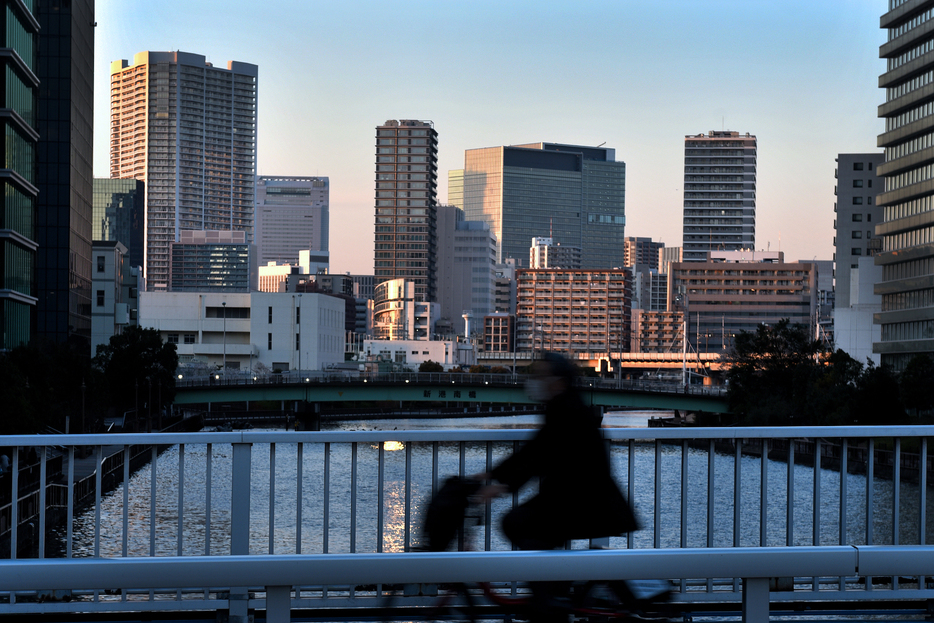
[833,257,882,366]
[139,291,344,374]
[255,176,329,267]
[363,339,475,371]
[91,241,138,353]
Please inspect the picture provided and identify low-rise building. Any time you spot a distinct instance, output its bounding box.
[668,251,817,354]
[91,241,140,352]
[372,278,440,340]
[139,291,344,374]
[362,338,475,371]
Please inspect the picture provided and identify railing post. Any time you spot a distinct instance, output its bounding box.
[266,585,291,623]
[742,577,770,623]
[229,442,252,622]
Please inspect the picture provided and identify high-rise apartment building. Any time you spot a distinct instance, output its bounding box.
[93,178,145,270]
[453,143,626,268]
[110,52,258,291]
[0,2,39,349]
[529,237,582,269]
[255,176,329,266]
[34,0,95,350]
[682,131,757,262]
[624,236,665,271]
[875,4,934,368]
[834,154,884,309]
[374,120,438,302]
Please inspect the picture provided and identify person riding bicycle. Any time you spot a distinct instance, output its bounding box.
[477,352,637,548]
[475,352,638,622]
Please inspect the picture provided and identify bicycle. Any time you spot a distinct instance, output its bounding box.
[381,476,677,623]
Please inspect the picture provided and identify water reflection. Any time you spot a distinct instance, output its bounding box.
[55,416,932,559]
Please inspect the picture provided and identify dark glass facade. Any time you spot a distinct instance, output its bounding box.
[170,243,251,292]
[34,0,95,351]
[461,143,625,269]
[0,1,39,350]
[93,178,145,270]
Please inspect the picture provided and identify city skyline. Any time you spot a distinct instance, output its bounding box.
[93,1,886,275]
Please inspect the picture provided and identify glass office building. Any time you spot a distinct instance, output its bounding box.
[93,178,145,271]
[875,1,934,369]
[0,0,39,349]
[455,143,625,269]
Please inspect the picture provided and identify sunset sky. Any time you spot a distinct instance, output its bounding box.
[94,1,887,274]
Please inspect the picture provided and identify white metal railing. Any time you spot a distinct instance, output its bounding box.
[0,425,933,618]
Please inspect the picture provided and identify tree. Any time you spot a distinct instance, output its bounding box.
[93,326,179,430]
[899,354,934,417]
[419,360,444,373]
[725,320,827,425]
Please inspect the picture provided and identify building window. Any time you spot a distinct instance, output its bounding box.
[854,162,864,171]
[97,256,105,272]
[268,333,273,350]
[296,333,300,350]
[852,231,862,239]
[167,333,179,344]
[868,196,873,205]
[296,307,300,323]
[867,231,872,239]
[853,180,863,188]
[96,290,104,306]
[868,179,872,188]
[851,248,862,256]
[852,214,863,222]
[867,214,872,221]
[268,306,273,323]
[853,197,863,205]
[184,334,196,344]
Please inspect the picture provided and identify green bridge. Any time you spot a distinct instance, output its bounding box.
[174,374,730,415]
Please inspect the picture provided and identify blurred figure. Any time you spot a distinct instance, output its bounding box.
[476,352,637,622]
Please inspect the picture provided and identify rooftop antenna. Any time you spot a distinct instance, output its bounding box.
[597,142,606,147]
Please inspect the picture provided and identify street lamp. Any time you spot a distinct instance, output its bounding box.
[222,301,227,375]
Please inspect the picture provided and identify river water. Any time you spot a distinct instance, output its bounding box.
[56,411,933,558]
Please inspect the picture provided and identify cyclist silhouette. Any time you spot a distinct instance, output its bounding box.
[476,352,638,622]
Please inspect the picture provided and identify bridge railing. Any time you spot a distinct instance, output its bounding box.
[0,426,932,616]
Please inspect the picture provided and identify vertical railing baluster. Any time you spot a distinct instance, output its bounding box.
[123,446,130,558]
[323,442,330,555]
[654,439,661,549]
[459,440,466,477]
[920,438,928,590]
[760,439,767,547]
[734,439,742,547]
[839,438,849,591]
[485,441,493,551]
[867,438,875,591]
[707,439,714,592]
[351,442,357,553]
[404,442,412,552]
[893,437,901,590]
[681,440,688,550]
[67,445,74,559]
[178,444,185,556]
[733,439,742,593]
[296,443,304,554]
[787,440,795,546]
[10,448,17,562]
[38,446,46,559]
[629,439,636,550]
[150,446,157,558]
[230,442,252,555]
[95,444,103,559]
[205,444,212,557]
[269,443,276,555]
[377,442,385,553]
[812,439,821,591]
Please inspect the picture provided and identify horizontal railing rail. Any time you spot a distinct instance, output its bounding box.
[3,546,934,623]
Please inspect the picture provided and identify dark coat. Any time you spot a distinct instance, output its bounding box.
[491,389,638,543]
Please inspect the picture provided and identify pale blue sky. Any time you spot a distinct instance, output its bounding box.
[94,1,887,274]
